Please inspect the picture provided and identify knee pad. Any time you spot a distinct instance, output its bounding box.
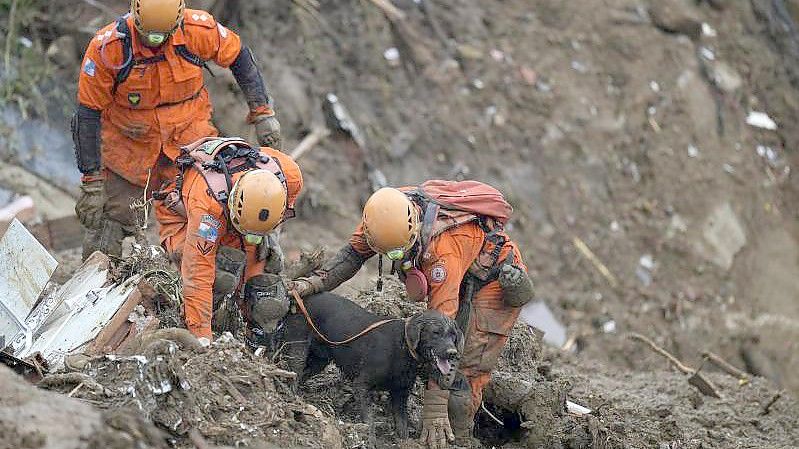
[213,246,247,296]
[244,273,289,333]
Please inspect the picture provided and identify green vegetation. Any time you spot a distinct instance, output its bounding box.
[0,0,65,119]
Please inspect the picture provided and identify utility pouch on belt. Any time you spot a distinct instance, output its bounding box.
[244,274,289,332]
[214,247,247,296]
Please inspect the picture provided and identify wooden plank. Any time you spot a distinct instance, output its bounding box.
[86,288,143,355]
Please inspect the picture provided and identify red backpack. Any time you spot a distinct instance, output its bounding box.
[414,180,513,225]
[405,180,514,284]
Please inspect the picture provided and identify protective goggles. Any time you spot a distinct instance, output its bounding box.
[144,31,169,47]
[385,248,406,261]
[244,234,264,246]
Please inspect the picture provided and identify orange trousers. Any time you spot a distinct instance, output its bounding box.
[458,296,521,413]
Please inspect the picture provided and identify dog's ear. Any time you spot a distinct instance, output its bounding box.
[453,323,465,355]
[406,313,425,352]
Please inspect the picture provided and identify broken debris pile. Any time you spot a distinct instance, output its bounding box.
[62,334,343,449]
[0,220,170,377]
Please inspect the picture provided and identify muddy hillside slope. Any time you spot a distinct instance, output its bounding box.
[219,0,799,396]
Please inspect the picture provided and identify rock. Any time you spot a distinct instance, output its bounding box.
[694,202,747,270]
[648,0,703,39]
[0,365,169,449]
[301,404,344,449]
[456,44,484,60]
[711,61,744,93]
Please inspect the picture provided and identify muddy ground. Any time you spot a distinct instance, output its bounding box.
[2,0,799,448]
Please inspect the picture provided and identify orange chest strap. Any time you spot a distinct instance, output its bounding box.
[290,290,402,346]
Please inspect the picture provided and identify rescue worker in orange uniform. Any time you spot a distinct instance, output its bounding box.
[292,184,535,448]
[155,137,302,346]
[73,0,281,259]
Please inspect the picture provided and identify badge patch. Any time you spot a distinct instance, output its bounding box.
[196,241,213,256]
[83,58,96,77]
[196,214,220,243]
[218,23,229,38]
[431,265,447,283]
[128,93,142,106]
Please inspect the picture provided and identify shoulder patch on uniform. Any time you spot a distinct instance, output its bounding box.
[430,264,447,283]
[83,58,96,77]
[184,10,216,28]
[196,240,214,256]
[195,214,221,243]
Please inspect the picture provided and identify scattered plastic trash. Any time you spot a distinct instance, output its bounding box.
[639,254,655,270]
[602,320,617,334]
[566,401,592,416]
[650,81,661,93]
[702,23,718,38]
[571,60,588,73]
[700,47,715,61]
[688,144,700,158]
[536,81,552,93]
[636,254,655,286]
[520,301,567,348]
[747,111,778,130]
[756,145,778,164]
[383,47,400,62]
[472,79,485,89]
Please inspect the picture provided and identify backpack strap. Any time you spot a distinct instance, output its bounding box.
[111,19,212,95]
[175,43,214,76]
[112,17,133,94]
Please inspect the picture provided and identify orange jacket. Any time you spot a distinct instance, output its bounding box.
[159,148,303,339]
[349,219,527,316]
[78,9,243,186]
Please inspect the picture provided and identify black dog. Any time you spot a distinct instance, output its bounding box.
[279,292,463,439]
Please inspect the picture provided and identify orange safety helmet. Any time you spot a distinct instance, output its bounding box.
[227,170,287,236]
[362,187,421,259]
[131,0,185,34]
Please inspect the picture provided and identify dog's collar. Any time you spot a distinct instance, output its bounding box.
[403,318,419,361]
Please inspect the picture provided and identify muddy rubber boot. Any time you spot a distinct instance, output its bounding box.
[449,377,477,448]
[83,219,125,259]
[211,247,247,334]
[81,228,100,260]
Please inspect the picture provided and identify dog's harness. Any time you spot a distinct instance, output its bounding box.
[290,290,419,360]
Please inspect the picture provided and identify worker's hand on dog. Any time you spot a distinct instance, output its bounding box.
[419,388,455,449]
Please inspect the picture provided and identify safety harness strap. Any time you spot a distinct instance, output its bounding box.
[111,17,209,94]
